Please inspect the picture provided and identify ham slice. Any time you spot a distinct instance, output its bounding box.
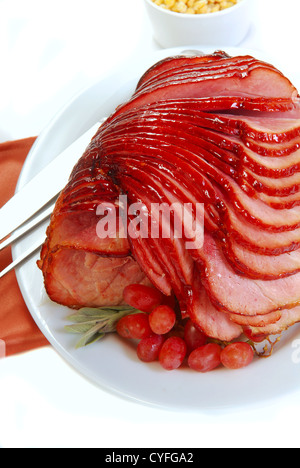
[136,51,231,90]
[96,136,300,279]
[187,268,243,342]
[248,307,300,336]
[199,233,300,317]
[38,169,150,309]
[98,146,300,314]
[100,131,300,232]
[133,57,297,100]
[99,108,300,208]
[108,54,299,121]
[39,51,300,342]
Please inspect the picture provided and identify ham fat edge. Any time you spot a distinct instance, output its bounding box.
[38,52,300,341]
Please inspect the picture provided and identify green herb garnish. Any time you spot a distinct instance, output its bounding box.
[64,306,140,349]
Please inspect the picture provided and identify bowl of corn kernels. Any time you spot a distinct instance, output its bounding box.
[143,0,253,48]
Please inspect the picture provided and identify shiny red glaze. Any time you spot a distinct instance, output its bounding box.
[101,112,300,188]
[104,99,300,143]
[101,131,300,234]
[108,58,299,121]
[136,51,231,90]
[136,56,267,96]
[101,124,300,216]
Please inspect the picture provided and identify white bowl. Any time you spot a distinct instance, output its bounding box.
[143,0,253,48]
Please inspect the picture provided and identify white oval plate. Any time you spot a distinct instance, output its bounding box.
[13,46,300,411]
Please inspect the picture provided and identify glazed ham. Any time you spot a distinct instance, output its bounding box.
[38,52,300,340]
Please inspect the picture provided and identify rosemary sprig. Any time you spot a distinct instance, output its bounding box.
[64,306,141,349]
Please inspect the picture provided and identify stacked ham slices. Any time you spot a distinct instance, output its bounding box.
[38,51,300,342]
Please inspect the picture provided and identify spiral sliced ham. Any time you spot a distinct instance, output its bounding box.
[38,51,300,340]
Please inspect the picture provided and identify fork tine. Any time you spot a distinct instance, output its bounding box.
[0,202,55,252]
[0,202,54,278]
[0,237,44,279]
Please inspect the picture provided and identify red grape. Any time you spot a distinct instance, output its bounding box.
[184,320,207,352]
[188,343,222,373]
[123,284,162,313]
[159,337,187,371]
[137,334,165,362]
[116,313,152,340]
[149,305,176,335]
[220,342,254,370]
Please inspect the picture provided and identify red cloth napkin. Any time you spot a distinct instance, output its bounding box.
[0,138,49,356]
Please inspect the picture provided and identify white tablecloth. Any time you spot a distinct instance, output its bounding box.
[0,0,300,448]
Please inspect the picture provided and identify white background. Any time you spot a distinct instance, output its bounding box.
[0,0,300,448]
